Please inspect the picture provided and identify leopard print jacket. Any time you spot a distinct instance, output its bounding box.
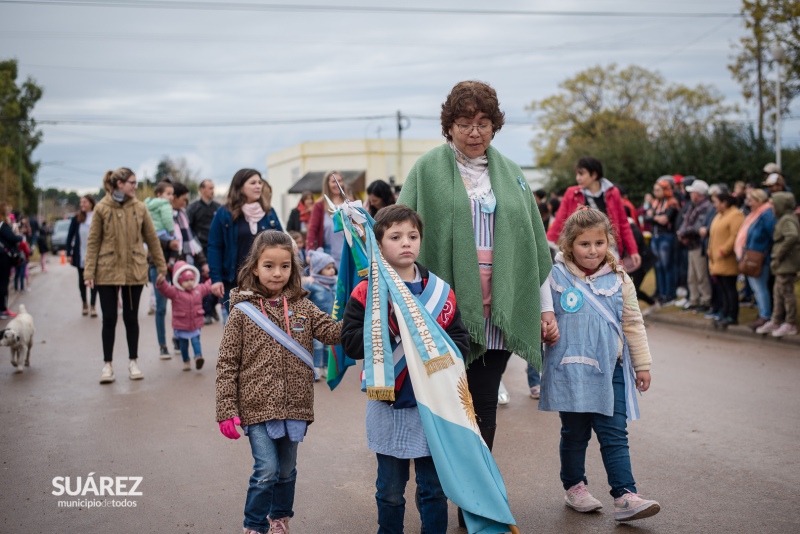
[215,287,342,426]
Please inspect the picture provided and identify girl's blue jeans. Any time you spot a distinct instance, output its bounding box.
[747,265,772,320]
[149,266,167,347]
[375,453,447,534]
[178,336,202,362]
[244,423,299,533]
[558,362,637,499]
[652,233,676,300]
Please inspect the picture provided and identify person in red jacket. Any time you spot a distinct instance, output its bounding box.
[547,157,640,270]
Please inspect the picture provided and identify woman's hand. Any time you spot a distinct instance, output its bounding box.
[156,274,166,286]
[169,239,180,251]
[211,282,225,298]
[698,227,708,238]
[628,253,641,271]
[541,311,560,345]
[654,215,668,225]
[85,279,94,289]
[636,370,651,392]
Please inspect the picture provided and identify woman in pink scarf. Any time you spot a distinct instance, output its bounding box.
[207,168,283,322]
[734,188,776,330]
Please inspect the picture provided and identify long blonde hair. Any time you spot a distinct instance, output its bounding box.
[557,207,618,271]
[236,230,308,301]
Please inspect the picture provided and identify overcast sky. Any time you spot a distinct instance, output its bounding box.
[2,0,797,194]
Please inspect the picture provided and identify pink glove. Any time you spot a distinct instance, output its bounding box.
[219,417,241,440]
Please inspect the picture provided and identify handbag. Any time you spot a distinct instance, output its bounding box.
[739,249,765,277]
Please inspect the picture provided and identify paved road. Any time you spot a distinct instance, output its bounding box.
[1,263,799,533]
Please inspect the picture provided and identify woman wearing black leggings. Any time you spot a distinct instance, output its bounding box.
[83,168,167,384]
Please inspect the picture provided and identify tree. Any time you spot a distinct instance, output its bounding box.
[0,59,43,213]
[527,64,735,168]
[153,155,201,195]
[728,0,800,141]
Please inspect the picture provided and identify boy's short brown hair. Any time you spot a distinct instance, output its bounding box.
[373,204,424,243]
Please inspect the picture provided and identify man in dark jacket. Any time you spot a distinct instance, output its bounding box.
[186,179,220,322]
[677,179,714,312]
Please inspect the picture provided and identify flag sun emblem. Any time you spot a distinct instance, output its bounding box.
[458,373,477,428]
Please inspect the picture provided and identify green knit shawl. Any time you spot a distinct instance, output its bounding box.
[397,144,552,368]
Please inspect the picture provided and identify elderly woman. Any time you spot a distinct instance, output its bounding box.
[398,80,557,456]
[735,188,776,331]
[84,168,167,384]
[707,191,745,329]
[307,171,347,269]
[208,169,281,320]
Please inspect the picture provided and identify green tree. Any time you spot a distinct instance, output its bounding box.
[0,59,43,213]
[728,0,800,141]
[154,155,201,195]
[527,64,735,168]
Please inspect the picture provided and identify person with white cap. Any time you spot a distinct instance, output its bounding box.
[763,172,787,194]
[677,179,714,313]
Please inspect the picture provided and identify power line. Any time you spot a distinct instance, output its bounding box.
[1,114,395,127]
[0,0,741,18]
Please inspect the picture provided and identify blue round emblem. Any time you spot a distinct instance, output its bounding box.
[560,288,584,313]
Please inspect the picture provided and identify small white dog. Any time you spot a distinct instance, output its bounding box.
[1,304,35,373]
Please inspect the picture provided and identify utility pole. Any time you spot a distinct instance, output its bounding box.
[396,111,410,184]
[772,42,785,168]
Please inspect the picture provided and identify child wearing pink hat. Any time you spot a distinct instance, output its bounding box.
[156,260,213,371]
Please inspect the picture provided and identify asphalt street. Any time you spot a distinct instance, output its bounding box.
[1,262,798,534]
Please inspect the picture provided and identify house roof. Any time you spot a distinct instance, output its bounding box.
[288,170,366,195]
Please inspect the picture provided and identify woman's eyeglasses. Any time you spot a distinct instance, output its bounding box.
[455,123,492,135]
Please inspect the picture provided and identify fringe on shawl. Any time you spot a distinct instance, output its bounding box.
[462,312,543,372]
[424,353,455,375]
[366,386,395,401]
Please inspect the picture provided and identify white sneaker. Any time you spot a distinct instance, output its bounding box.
[314,367,322,382]
[642,302,660,317]
[183,361,192,372]
[772,323,798,337]
[128,359,144,380]
[498,381,510,405]
[673,298,688,308]
[565,482,603,513]
[100,363,115,384]
[756,320,779,334]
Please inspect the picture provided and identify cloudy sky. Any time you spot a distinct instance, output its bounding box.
[2,0,797,194]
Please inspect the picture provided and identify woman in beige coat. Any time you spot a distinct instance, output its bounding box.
[84,168,168,384]
[707,191,745,328]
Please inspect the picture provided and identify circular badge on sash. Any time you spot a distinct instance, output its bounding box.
[561,287,584,313]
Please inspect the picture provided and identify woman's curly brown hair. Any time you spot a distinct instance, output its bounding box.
[440,81,505,141]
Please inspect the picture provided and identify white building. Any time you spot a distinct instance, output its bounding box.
[266,138,441,221]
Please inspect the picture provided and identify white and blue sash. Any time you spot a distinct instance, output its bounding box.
[234,301,319,380]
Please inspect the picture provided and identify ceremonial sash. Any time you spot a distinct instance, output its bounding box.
[234,301,319,380]
[359,273,451,393]
[554,264,640,421]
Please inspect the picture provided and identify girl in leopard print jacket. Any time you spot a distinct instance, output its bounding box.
[215,231,341,534]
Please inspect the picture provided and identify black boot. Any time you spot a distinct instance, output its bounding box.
[458,425,499,528]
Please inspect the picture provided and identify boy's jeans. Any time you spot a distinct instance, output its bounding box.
[527,362,541,388]
[178,336,202,362]
[375,453,447,534]
[558,362,637,499]
[148,266,167,347]
[244,423,298,533]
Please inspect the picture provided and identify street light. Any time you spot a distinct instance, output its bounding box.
[772,42,785,168]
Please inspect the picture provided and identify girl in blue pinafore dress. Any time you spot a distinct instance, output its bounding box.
[540,207,661,522]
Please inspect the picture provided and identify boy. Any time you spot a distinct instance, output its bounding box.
[341,204,471,534]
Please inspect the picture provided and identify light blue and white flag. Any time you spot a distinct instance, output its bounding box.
[363,225,520,534]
